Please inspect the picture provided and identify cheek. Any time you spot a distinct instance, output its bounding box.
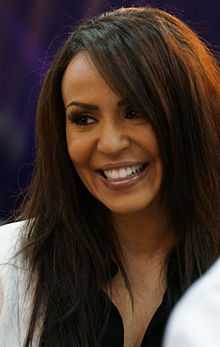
[146,127,160,155]
[133,125,160,158]
[66,130,97,196]
[66,129,92,166]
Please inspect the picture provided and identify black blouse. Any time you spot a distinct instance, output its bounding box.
[97,263,175,347]
[100,291,171,347]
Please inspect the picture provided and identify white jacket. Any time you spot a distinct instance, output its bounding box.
[0,220,34,347]
[163,258,220,347]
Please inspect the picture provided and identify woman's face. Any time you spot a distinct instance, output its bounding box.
[62,51,163,215]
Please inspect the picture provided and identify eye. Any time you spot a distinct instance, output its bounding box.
[124,106,143,120]
[68,112,96,126]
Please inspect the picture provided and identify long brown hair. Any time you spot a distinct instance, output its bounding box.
[17,6,220,346]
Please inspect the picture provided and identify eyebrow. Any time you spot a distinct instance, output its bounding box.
[65,99,127,110]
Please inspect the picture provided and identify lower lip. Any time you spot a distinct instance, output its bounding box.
[96,164,150,191]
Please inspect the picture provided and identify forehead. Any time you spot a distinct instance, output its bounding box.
[61,51,120,106]
[63,51,95,81]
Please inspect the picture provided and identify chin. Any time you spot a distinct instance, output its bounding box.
[104,200,153,215]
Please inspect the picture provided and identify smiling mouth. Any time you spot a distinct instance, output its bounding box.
[97,162,149,181]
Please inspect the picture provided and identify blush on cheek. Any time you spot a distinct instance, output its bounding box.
[66,132,94,165]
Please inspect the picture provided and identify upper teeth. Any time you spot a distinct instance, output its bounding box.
[103,164,145,180]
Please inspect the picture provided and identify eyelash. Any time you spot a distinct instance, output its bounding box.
[69,112,95,126]
[68,108,144,126]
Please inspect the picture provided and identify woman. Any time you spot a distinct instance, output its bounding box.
[1,6,220,347]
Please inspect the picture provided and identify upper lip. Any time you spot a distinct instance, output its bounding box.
[96,161,148,171]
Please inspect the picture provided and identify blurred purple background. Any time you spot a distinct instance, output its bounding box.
[1,0,220,222]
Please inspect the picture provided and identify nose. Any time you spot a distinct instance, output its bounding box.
[97,119,130,155]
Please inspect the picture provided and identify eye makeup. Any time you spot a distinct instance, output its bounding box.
[68,111,96,126]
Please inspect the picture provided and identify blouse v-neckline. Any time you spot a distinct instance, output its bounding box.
[99,289,171,347]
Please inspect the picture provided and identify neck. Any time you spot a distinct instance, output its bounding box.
[112,202,175,290]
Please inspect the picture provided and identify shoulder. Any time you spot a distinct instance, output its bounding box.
[0,220,30,345]
[0,220,27,263]
[163,258,220,347]
[0,220,27,311]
